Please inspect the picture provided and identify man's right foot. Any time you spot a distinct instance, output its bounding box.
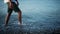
[18,22,22,25]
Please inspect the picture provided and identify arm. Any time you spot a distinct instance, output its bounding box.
[9,0,13,8]
[16,0,19,6]
[9,0,12,5]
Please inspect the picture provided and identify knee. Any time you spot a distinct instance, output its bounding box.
[18,11,22,14]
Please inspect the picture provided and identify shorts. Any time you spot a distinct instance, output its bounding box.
[7,2,20,13]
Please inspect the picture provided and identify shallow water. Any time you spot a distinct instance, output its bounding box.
[0,0,60,34]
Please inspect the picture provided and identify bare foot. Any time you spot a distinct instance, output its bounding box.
[18,22,22,25]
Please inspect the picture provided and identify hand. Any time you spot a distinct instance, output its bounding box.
[17,3,19,6]
[16,2,19,6]
[9,3,13,9]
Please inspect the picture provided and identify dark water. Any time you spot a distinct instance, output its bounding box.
[0,0,60,34]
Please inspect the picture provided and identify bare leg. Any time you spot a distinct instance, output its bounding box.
[5,12,12,26]
[18,10,22,25]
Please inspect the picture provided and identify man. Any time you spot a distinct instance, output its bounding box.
[4,0,22,26]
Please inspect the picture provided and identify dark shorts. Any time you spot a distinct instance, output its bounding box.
[8,2,20,13]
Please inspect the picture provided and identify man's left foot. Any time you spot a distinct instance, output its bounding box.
[18,22,22,25]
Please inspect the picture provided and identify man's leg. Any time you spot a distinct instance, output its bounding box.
[12,2,22,25]
[18,10,22,24]
[5,9,12,26]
